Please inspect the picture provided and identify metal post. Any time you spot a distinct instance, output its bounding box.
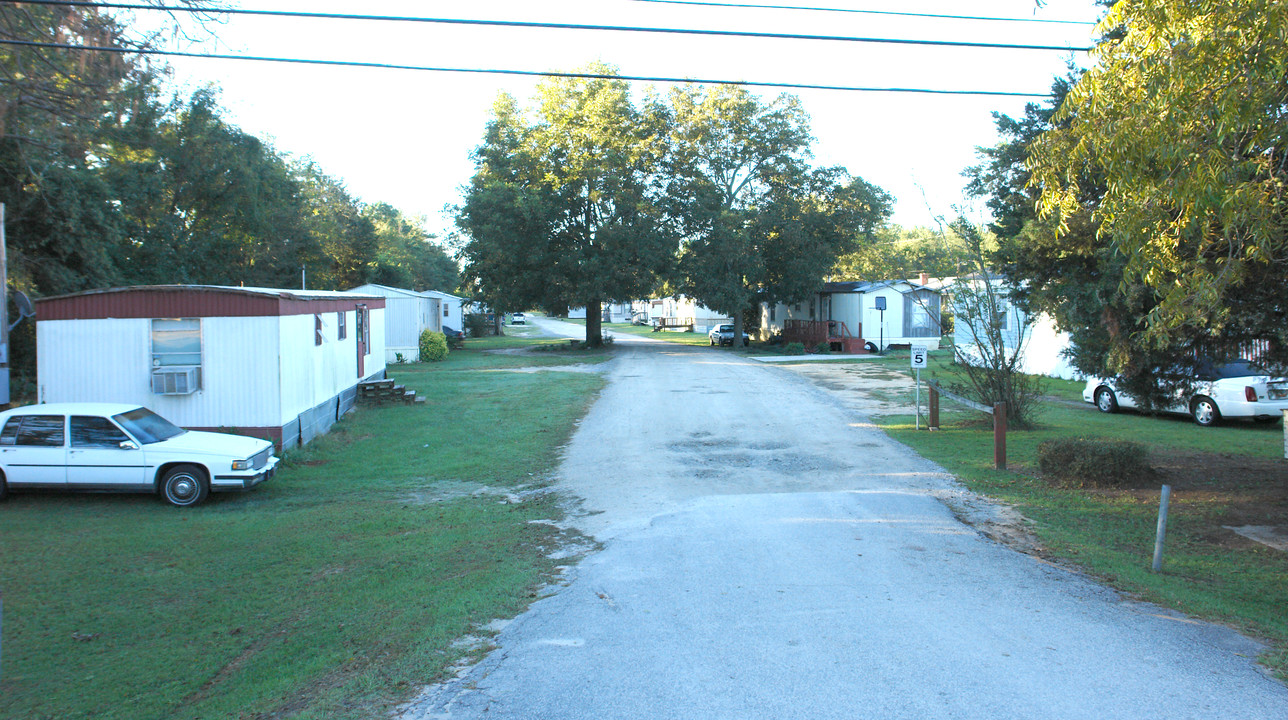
[1152,485,1172,572]
[915,368,921,430]
[993,402,1007,470]
[1,203,8,405]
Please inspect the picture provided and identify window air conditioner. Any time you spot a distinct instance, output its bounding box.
[152,366,199,395]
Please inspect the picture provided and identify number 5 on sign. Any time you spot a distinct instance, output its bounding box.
[911,345,928,369]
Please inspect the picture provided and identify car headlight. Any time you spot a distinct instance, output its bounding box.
[231,459,253,470]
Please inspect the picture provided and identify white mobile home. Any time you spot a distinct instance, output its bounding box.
[637,296,728,332]
[951,276,1080,380]
[761,280,942,351]
[36,285,387,450]
[566,301,636,324]
[421,290,464,332]
[350,283,441,362]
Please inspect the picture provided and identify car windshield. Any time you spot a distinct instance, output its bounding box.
[112,407,187,444]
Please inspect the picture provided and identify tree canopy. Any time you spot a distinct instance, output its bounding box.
[457,78,893,345]
[0,4,457,380]
[1028,0,1287,371]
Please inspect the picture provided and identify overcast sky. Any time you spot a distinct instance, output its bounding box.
[153,0,1104,242]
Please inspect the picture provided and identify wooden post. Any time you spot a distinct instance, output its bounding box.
[993,402,1007,470]
[1152,485,1172,572]
[929,386,939,430]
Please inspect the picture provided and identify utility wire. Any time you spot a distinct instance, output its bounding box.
[0,0,1093,53]
[628,0,1097,26]
[0,39,1054,97]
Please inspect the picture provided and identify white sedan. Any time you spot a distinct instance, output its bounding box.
[0,403,278,506]
[1083,359,1288,426]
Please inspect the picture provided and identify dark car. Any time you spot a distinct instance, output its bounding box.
[442,325,465,347]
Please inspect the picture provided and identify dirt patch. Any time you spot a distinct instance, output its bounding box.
[495,365,606,374]
[776,361,915,415]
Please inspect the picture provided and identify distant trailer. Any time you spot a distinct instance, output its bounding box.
[36,285,387,450]
[350,283,441,362]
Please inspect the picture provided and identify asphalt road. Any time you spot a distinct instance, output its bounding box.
[399,318,1288,719]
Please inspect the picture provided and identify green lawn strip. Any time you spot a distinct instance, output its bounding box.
[878,409,1288,676]
[0,344,605,719]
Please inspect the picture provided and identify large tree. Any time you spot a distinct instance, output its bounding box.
[458,67,674,345]
[1028,0,1288,372]
[666,85,885,342]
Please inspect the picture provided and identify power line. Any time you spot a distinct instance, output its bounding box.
[0,1,1093,53]
[0,39,1055,97]
[628,0,1097,26]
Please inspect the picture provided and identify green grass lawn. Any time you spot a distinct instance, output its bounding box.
[0,341,606,719]
[860,345,1288,676]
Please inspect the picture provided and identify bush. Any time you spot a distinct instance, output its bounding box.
[419,329,449,362]
[784,342,806,355]
[1037,438,1153,487]
[463,313,491,338]
[814,341,831,354]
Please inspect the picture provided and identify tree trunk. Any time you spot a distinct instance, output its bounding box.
[494,312,504,337]
[585,298,602,347]
[732,309,744,350]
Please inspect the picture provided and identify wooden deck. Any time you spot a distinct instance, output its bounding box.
[783,319,868,353]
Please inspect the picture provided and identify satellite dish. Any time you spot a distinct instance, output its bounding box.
[9,290,34,331]
[13,290,33,318]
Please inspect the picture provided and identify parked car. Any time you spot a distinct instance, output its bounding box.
[442,325,465,347]
[512,312,526,325]
[1082,359,1288,426]
[0,403,278,507]
[708,324,749,347]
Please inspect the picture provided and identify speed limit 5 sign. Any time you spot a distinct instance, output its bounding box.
[910,345,928,369]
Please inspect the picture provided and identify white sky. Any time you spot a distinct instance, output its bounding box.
[152,0,1104,243]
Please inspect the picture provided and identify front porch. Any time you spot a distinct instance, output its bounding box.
[783,319,868,354]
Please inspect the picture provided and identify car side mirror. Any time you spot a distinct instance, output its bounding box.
[119,440,139,451]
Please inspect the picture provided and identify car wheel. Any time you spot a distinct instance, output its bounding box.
[709,338,715,346]
[161,464,209,507]
[1094,387,1119,413]
[0,471,7,502]
[1191,397,1221,427]
[743,338,749,347]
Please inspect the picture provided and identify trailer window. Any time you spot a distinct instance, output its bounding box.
[152,319,202,367]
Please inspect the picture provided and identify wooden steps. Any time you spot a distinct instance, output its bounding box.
[358,378,423,405]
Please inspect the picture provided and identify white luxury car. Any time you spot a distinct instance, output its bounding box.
[0,403,278,506]
[1082,359,1288,427]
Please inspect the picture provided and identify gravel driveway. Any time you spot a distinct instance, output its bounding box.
[399,318,1288,719]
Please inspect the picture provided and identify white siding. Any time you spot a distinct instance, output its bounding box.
[277,309,386,425]
[37,316,283,427]
[422,291,463,330]
[351,285,442,361]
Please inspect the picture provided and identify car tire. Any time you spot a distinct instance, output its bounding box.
[0,470,7,502]
[709,338,715,346]
[1191,396,1221,427]
[1094,387,1119,413]
[743,338,749,347]
[160,464,209,507]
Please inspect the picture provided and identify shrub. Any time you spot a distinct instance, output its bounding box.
[814,341,831,354]
[1037,438,1153,487]
[784,342,806,355]
[419,329,449,362]
[463,313,491,338]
